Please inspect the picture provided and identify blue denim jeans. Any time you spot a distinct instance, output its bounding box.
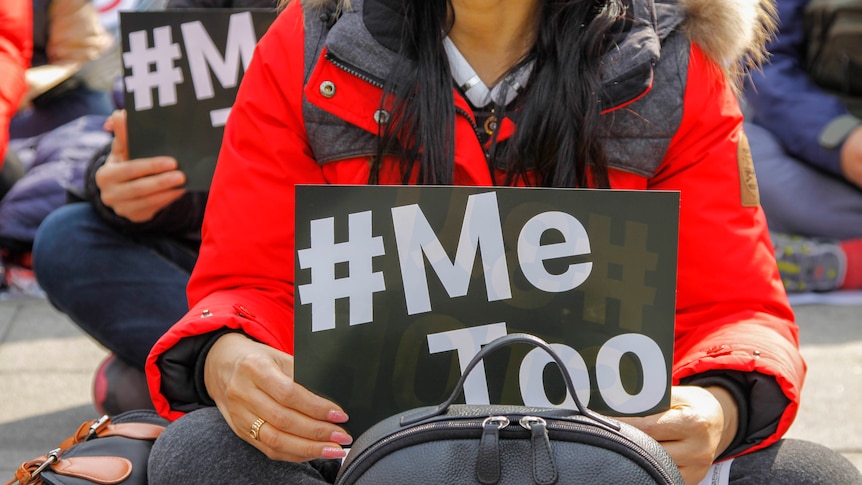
[11,86,114,139]
[745,122,862,240]
[32,203,198,369]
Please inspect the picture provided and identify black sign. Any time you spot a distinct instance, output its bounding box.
[120,9,276,191]
[294,186,680,436]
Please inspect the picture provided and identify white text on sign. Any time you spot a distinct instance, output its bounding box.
[428,323,667,414]
[297,191,594,332]
[123,11,258,126]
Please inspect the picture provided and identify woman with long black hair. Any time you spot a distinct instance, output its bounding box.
[145,0,861,483]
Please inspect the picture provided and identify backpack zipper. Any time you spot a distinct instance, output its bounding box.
[338,414,676,484]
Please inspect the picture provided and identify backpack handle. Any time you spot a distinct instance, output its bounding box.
[401,333,619,429]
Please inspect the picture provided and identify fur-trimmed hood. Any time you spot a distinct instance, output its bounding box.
[678,0,776,73]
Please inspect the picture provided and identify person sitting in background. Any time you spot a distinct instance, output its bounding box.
[744,0,862,293]
[12,0,115,140]
[0,0,32,200]
[33,109,203,415]
[31,0,278,416]
[0,0,117,279]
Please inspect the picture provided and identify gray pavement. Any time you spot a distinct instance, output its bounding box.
[1,296,861,478]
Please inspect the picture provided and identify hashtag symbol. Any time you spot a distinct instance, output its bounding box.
[297,211,386,332]
[123,26,184,111]
[582,214,657,331]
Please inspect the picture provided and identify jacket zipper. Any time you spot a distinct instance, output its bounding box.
[453,105,498,181]
[326,53,498,182]
[326,52,384,89]
[328,53,485,144]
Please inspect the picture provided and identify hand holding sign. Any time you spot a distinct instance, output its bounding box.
[295,185,680,436]
[95,110,187,223]
[203,332,353,462]
[618,385,740,485]
[120,10,277,191]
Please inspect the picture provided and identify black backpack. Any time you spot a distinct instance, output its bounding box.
[804,0,862,114]
[335,334,684,485]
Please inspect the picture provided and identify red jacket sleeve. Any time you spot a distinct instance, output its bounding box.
[651,44,804,454]
[0,0,32,162]
[146,1,325,420]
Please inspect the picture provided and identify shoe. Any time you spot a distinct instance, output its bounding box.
[93,354,156,416]
[771,232,846,293]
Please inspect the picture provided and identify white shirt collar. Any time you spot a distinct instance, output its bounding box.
[443,36,533,108]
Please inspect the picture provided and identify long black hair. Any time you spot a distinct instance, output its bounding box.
[371,0,627,188]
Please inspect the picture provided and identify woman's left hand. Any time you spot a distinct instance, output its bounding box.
[617,385,739,485]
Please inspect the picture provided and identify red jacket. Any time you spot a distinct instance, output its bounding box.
[0,0,32,163]
[147,0,802,456]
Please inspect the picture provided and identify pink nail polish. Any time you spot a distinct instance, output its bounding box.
[322,447,347,459]
[328,410,349,423]
[331,431,353,446]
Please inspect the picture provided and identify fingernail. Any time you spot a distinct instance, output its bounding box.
[328,410,349,423]
[331,431,353,446]
[322,447,347,459]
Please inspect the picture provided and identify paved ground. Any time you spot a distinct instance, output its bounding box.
[1,296,860,478]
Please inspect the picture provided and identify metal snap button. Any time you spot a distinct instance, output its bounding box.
[320,81,336,98]
[373,109,390,124]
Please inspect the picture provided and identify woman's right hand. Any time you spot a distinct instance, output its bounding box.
[204,332,353,462]
[94,109,187,222]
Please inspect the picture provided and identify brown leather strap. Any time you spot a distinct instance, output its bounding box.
[50,456,133,485]
[6,456,48,485]
[56,419,164,450]
[101,422,165,441]
[58,416,109,450]
[6,418,163,485]
[60,419,99,450]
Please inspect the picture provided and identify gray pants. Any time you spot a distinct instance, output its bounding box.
[745,122,862,240]
[148,407,861,484]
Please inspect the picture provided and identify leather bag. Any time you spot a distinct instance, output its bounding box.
[335,333,684,485]
[6,409,168,485]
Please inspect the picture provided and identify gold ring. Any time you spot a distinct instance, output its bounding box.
[249,417,265,441]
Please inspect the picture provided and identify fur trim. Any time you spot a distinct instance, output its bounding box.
[678,0,777,80]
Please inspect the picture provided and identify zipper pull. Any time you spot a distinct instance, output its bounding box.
[86,415,111,440]
[477,416,508,484]
[520,416,557,485]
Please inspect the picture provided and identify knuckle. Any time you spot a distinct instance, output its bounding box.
[272,378,299,403]
[302,443,321,461]
[310,422,332,442]
[693,450,715,467]
[235,352,266,374]
[99,192,116,207]
[112,206,133,219]
[693,415,714,434]
[223,384,244,403]
[268,408,295,432]
[259,445,280,461]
